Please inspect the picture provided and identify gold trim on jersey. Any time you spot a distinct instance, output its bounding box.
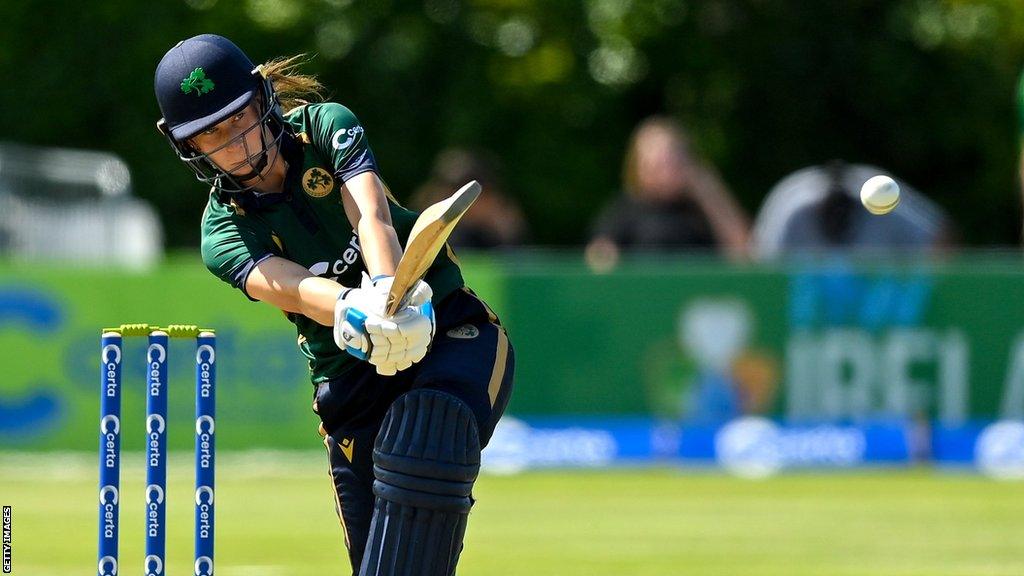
[463,287,500,324]
[229,197,246,216]
[446,243,461,267]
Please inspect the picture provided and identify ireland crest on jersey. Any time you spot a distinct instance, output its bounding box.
[303,167,334,198]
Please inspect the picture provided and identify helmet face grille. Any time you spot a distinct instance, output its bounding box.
[161,77,290,195]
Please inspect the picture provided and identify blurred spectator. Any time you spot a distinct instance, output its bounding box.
[410,148,527,249]
[585,116,750,270]
[751,161,952,260]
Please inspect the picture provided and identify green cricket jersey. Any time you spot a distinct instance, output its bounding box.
[200,102,464,383]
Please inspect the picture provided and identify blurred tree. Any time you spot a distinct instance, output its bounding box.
[0,0,1021,247]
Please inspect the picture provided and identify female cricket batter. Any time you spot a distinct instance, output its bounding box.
[153,34,514,575]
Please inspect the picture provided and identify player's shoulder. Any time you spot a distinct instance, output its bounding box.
[286,101,361,131]
[288,101,370,166]
[200,189,258,236]
[201,188,232,225]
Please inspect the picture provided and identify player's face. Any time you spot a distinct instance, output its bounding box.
[189,102,274,181]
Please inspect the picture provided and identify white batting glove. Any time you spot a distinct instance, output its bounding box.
[333,273,385,361]
[364,276,436,375]
[333,274,437,375]
[366,304,435,375]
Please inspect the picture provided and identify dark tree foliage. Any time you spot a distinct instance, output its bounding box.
[1,0,1021,246]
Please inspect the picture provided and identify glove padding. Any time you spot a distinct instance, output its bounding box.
[333,273,436,376]
[333,274,379,359]
[367,275,435,375]
[367,303,435,375]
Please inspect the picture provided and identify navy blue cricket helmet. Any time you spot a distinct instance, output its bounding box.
[155,34,287,192]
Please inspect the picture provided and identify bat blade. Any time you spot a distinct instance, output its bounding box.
[385,180,481,315]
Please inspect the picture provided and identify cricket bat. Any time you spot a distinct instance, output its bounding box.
[385,180,482,315]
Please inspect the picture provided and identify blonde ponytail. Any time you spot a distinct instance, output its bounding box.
[258,54,326,114]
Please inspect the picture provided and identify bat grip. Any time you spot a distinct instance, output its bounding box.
[344,308,370,360]
[385,292,408,317]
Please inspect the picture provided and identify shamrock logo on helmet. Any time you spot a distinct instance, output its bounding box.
[180,67,215,96]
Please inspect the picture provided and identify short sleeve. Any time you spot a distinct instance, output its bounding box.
[308,102,378,183]
[201,198,277,302]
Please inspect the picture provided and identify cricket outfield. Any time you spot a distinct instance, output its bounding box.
[1,452,1021,575]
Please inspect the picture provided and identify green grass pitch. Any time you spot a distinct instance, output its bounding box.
[1,452,1022,575]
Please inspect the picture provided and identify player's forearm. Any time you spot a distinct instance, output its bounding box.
[296,276,345,326]
[357,216,402,278]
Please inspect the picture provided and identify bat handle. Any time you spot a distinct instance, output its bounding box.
[343,308,370,360]
[385,292,408,317]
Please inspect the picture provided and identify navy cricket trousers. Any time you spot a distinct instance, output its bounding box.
[312,287,515,574]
